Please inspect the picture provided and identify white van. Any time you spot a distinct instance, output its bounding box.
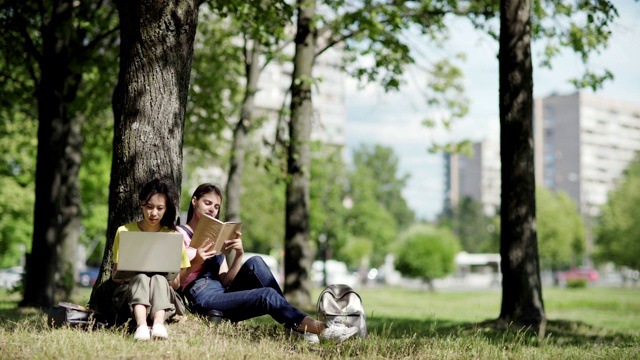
[311,260,358,288]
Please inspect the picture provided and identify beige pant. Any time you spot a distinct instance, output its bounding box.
[128,273,185,321]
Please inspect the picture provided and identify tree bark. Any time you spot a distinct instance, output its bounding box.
[89,0,198,316]
[20,0,83,309]
[498,0,545,328]
[225,39,262,222]
[284,0,316,306]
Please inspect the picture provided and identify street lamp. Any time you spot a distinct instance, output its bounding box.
[319,233,327,287]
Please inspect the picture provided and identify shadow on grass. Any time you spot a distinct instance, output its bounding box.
[365,315,638,347]
[0,293,637,348]
[0,301,45,330]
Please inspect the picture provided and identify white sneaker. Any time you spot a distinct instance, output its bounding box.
[298,332,320,344]
[133,326,151,341]
[151,323,168,339]
[321,321,359,343]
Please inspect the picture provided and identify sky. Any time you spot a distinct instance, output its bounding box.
[344,0,640,221]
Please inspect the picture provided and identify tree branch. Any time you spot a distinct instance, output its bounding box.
[259,38,294,72]
[16,17,42,66]
[315,30,359,59]
[83,26,120,52]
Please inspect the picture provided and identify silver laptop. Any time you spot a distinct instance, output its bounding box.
[113,231,183,281]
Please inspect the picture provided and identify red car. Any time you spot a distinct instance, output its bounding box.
[555,267,599,283]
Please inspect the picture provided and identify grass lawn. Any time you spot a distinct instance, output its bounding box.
[0,285,638,359]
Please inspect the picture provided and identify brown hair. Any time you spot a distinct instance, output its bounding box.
[186,183,223,223]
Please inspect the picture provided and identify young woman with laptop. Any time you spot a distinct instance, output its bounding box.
[111,179,191,341]
[177,183,359,344]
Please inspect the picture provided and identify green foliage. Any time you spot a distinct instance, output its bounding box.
[423,55,471,154]
[394,223,460,281]
[0,107,37,267]
[536,187,585,269]
[351,144,415,229]
[238,154,286,255]
[423,57,471,153]
[425,0,619,154]
[0,113,37,185]
[530,0,618,90]
[186,0,293,157]
[210,0,292,50]
[345,190,397,267]
[439,197,499,253]
[77,63,117,265]
[339,236,373,269]
[322,0,456,91]
[338,143,421,267]
[0,6,41,261]
[0,0,118,273]
[309,142,350,262]
[565,279,588,289]
[345,156,399,267]
[185,8,245,152]
[0,178,34,268]
[595,154,640,270]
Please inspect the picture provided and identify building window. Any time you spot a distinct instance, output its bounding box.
[544,152,555,163]
[544,177,555,187]
[545,165,555,176]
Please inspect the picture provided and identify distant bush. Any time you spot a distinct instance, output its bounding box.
[566,279,588,288]
[393,224,460,283]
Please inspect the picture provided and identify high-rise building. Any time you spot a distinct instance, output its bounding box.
[253,46,347,148]
[535,92,640,217]
[445,92,640,221]
[444,140,501,216]
[187,46,347,189]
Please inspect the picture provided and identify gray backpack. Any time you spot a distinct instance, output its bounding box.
[316,284,367,338]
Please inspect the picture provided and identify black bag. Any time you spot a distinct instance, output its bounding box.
[112,282,133,326]
[316,284,367,338]
[47,302,107,329]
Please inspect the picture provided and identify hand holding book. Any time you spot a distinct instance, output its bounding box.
[190,214,243,252]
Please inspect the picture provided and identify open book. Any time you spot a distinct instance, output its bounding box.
[190,214,242,252]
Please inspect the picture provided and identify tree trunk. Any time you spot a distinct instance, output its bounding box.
[89,0,198,316]
[225,40,262,222]
[20,0,83,309]
[498,0,545,328]
[284,0,316,307]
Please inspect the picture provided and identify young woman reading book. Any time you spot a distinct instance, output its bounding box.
[177,183,359,343]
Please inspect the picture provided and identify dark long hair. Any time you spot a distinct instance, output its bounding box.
[139,178,178,230]
[186,183,223,223]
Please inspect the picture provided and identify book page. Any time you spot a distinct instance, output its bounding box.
[190,214,242,252]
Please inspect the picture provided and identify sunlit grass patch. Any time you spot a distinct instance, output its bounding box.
[0,286,638,359]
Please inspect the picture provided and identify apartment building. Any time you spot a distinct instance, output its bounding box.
[535,92,640,216]
[444,140,501,216]
[253,46,347,148]
[188,46,347,189]
[445,92,640,219]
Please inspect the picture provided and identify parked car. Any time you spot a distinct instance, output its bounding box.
[0,266,23,290]
[78,267,100,287]
[555,267,599,285]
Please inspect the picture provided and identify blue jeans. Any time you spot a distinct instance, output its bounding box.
[185,256,308,329]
